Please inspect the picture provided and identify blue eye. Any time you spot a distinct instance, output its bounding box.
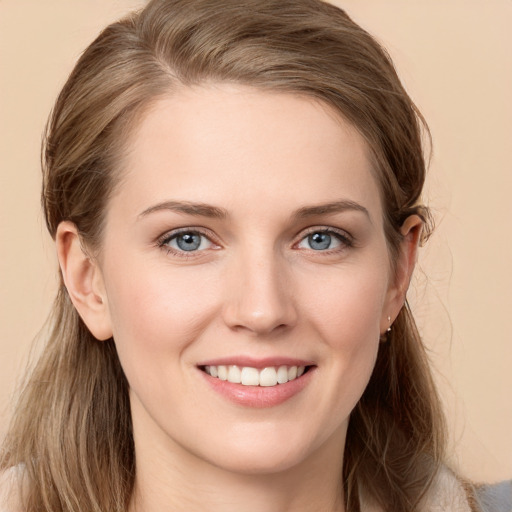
[164,231,213,252]
[297,230,347,251]
[308,232,333,250]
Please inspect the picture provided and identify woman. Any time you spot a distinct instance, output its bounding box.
[0,0,509,511]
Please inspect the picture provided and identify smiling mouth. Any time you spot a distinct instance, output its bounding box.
[200,364,313,387]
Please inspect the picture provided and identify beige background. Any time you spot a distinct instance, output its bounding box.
[0,0,510,483]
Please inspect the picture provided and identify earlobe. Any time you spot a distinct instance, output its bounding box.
[56,221,113,341]
[381,215,423,333]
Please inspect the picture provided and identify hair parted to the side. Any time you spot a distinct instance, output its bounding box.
[1,1,447,511]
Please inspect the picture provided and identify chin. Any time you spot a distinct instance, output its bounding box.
[207,446,309,476]
[189,424,336,477]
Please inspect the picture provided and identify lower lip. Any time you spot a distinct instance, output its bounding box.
[199,368,315,408]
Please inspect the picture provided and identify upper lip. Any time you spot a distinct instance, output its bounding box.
[197,356,315,369]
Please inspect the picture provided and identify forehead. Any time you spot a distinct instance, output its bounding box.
[112,84,383,223]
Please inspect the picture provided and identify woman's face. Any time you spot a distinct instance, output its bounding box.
[96,85,404,474]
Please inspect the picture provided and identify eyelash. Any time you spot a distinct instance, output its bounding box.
[296,227,354,253]
[157,226,354,258]
[157,227,219,258]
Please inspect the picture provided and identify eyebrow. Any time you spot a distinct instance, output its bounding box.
[138,200,228,219]
[293,200,370,221]
[138,198,370,221]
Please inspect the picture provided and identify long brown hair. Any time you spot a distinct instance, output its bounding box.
[1,1,447,510]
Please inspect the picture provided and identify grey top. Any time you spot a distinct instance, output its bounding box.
[476,481,512,512]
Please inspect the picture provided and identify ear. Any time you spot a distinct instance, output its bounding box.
[381,215,423,333]
[56,221,113,341]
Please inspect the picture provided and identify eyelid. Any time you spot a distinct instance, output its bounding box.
[294,226,354,249]
[157,227,221,254]
[155,225,354,256]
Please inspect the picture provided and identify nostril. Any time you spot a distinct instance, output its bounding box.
[220,271,298,335]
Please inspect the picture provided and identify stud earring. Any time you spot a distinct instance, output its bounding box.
[380,316,392,343]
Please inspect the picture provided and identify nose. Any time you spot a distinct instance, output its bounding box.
[221,250,298,336]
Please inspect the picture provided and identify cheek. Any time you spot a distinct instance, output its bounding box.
[102,257,219,370]
[298,262,390,344]
[296,264,388,416]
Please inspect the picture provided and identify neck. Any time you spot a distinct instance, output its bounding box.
[131,462,345,512]
[128,412,347,512]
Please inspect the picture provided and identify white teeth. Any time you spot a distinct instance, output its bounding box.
[217,365,228,380]
[287,366,297,380]
[241,367,259,386]
[277,365,289,384]
[227,365,241,383]
[260,367,278,387]
[203,364,309,387]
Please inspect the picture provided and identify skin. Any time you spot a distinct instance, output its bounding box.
[57,84,421,512]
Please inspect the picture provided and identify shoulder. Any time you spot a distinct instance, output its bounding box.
[426,468,512,512]
[475,480,512,512]
[359,466,510,512]
[0,467,24,512]
[422,466,473,512]
[358,466,474,512]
